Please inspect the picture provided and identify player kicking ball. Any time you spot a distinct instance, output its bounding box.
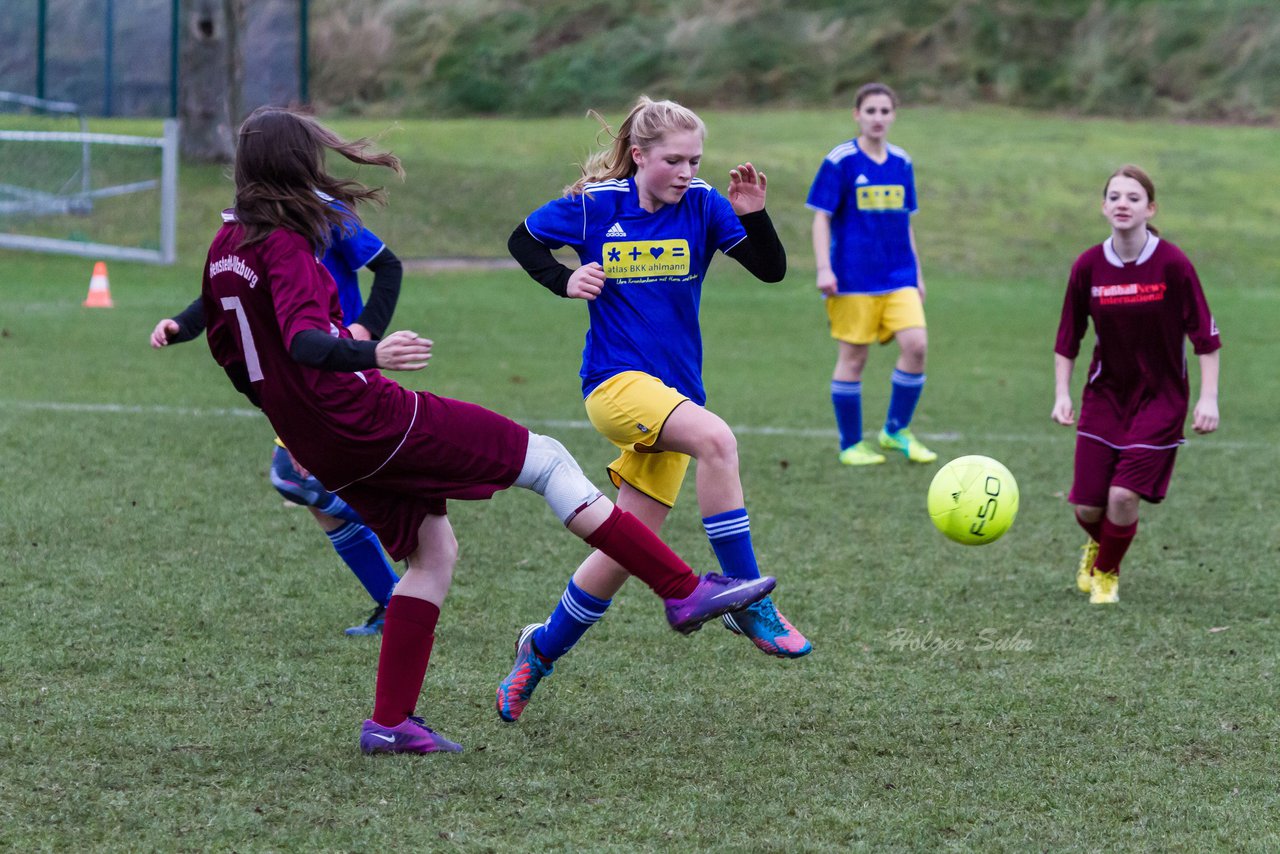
[200,107,776,754]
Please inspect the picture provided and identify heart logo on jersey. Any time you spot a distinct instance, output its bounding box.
[650,247,664,259]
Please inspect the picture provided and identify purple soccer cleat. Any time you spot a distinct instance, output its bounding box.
[359,716,463,755]
[664,572,776,635]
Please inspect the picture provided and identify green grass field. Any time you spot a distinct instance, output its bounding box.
[2,106,1277,851]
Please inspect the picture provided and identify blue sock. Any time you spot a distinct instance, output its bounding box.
[326,521,400,606]
[533,580,611,661]
[886,369,925,434]
[831,380,863,450]
[703,508,760,579]
[315,492,362,524]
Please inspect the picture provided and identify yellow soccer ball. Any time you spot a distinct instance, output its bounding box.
[927,455,1019,545]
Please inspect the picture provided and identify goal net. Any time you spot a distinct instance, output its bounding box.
[0,92,177,264]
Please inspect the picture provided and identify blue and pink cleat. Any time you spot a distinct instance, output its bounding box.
[722,596,812,658]
[496,623,554,723]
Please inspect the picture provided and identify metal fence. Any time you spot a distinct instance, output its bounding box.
[0,0,305,118]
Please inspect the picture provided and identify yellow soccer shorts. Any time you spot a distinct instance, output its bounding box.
[584,371,691,508]
[826,287,925,345]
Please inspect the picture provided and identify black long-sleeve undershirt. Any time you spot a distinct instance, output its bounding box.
[508,208,787,297]
[288,329,379,372]
[725,209,786,282]
[169,296,207,342]
[350,246,401,338]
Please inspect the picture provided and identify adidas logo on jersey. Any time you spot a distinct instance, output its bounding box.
[605,222,627,238]
[855,174,870,185]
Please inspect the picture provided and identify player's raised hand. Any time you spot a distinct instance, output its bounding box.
[567,262,606,300]
[1051,395,1075,426]
[376,330,432,371]
[150,318,180,348]
[727,162,767,215]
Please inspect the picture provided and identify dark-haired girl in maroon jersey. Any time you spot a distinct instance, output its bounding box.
[1052,164,1221,604]
[201,107,775,754]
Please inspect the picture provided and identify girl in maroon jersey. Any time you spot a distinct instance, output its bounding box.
[200,107,775,754]
[1052,164,1221,604]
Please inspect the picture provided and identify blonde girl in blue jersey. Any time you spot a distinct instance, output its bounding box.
[498,95,811,722]
[808,82,937,467]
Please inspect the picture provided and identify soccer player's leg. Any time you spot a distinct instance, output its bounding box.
[497,481,669,722]
[513,431,774,630]
[1074,507,1104,593]
[1090,450,1163,604]
[877,290,937,463]
[828,297,884,466]
[657,401,812,658]
[269,445,400,633]
[360,511,463,754]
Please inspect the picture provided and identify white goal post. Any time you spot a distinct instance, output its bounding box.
[0,92,178,265]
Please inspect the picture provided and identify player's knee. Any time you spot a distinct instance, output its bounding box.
[693,420,738,468]
[515,433,603,525]
[1108,486,1139,514]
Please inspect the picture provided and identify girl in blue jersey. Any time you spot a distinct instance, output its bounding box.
[150,210,404,636]
[807,82,938,467]
[498,95,811,723]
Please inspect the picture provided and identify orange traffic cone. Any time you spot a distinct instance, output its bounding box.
[83,261,113,308]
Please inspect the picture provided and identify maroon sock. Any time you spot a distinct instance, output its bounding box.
[1074,510,1103,543]
[371,595,440,727]
[1095,518,1138,576]
[584,506,700,600]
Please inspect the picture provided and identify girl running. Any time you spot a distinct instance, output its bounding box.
[1052,164,1221,604]
[499,95,810,725]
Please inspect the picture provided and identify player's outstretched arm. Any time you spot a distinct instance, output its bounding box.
[150,297,207,348]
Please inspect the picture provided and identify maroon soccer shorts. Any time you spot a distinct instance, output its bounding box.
[1069,434,1178,507]
[337,393,531,560]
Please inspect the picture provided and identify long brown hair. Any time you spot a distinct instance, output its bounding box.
[1103,164,1160,236]
[565,96,705,197]
[233,107,403,248]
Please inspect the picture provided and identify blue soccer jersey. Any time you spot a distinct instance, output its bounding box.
[319,196,386,324]
[806,140,918,295]
[524,177,746,404]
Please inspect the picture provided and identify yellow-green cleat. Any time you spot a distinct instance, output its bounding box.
[878,427,937,463]
[1077,539,1099,593]
[1090,571,1119,604]
[838,440,886,466]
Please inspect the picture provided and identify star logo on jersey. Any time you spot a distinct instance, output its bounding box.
[605,222,627,238]
[602,239,691,279]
